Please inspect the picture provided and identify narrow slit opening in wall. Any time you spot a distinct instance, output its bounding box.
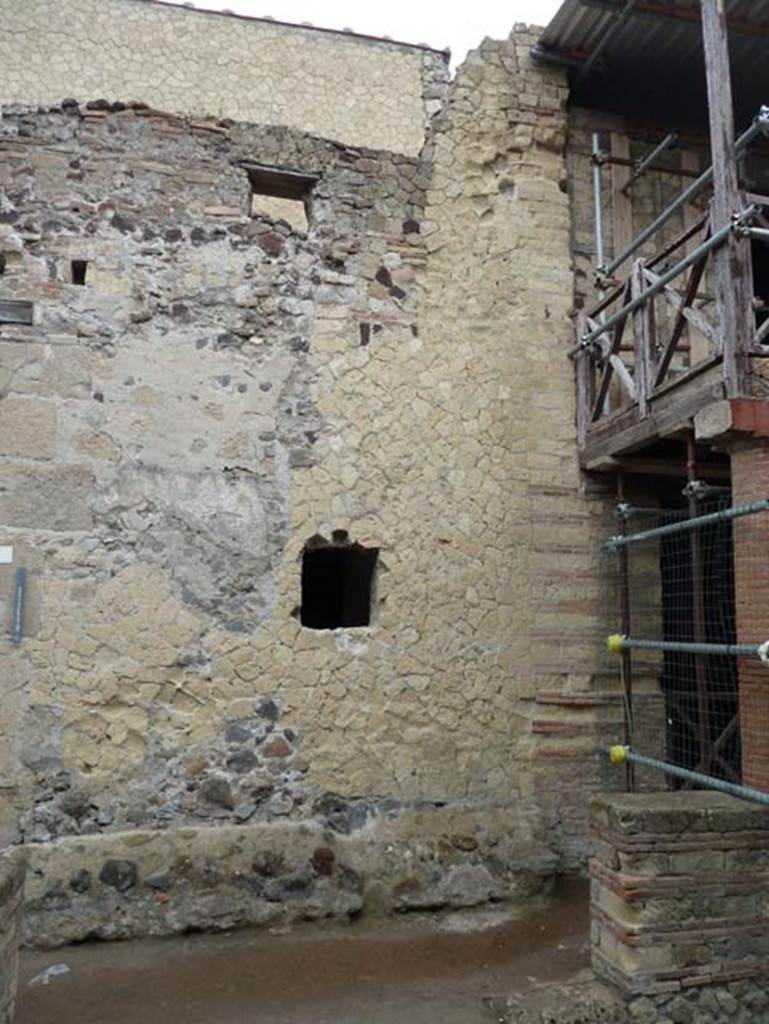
[300,533,378,630]
[243,163,318,234]
[0,254,6,277]
[71,260,88,286]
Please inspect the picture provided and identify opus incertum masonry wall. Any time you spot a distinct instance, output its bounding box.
[0,19,617,947]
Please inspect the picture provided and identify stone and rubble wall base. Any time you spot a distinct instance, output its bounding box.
[591,792,769,1023]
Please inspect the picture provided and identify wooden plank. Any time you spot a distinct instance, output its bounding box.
[660,284,718,348]
[610,132,633,270]
[646,211,709,271]
[581,361,726,465]
[701,0,753,397]
[644,261,716,385]
[609,354,636,401]
[590,279,633,421]
[0,299,34,325]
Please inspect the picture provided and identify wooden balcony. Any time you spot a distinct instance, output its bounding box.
[575,195,769,472]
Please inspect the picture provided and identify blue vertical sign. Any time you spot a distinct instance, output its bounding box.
[12,567,26,645]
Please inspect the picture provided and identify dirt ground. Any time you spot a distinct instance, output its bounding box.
[18,878,604,1024]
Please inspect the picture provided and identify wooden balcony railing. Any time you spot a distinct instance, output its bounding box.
[574,196,769,452]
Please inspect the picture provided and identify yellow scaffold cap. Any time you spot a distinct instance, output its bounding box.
[609,745,629,765]
[606,633,625,654]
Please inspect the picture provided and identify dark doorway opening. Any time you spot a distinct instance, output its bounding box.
[71,260,88,286]
[301,532,378,630]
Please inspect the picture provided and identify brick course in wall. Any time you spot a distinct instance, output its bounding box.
[591,792,769,1019]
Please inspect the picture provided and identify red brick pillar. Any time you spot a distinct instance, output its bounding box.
[729,440,769,791]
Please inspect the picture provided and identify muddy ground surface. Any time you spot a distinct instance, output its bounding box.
[18,878,595,1024]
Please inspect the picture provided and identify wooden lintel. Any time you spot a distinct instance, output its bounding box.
[0,299,34,326]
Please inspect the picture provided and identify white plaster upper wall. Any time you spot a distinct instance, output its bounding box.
[0,0,448,155]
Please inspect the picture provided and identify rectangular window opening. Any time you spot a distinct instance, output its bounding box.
[243,163,318,235]
[300,533,378,630]
[71,260,88,286]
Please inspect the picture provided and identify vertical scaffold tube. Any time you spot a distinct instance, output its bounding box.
[687,435,711,775]
[592,132,605,273]
[616,474,635,792]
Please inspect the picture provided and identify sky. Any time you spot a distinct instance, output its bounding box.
[158,0,563,66]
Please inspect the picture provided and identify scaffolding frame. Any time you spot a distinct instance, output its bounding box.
[606,447,769,803]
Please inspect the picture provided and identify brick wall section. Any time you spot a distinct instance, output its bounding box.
[591,792,769,999]
[729,440,769,791]
[0,849,25,1024]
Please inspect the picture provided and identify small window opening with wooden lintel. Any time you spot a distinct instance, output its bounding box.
[243,163,318,235]
[300,531,378,630]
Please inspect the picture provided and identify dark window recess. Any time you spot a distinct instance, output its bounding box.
[301,532,378,630]
[71,260,88,285]
[242,162,318,229]
[0,254,6,276]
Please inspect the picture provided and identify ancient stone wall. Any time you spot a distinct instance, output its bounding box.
[0,0,448,157]
[0,28,615,944]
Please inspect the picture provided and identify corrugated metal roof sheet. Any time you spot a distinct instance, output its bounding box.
[536,1,769,128]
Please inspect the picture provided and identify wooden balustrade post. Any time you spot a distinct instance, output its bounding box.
[701,0,753,397]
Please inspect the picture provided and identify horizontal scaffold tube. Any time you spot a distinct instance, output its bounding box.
[607,634,763,659]
[603,108,769,277]
[580,216,748,350]
[605,746,769,806]
[605,498,769,550]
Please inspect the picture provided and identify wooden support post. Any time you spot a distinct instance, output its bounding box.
[610,132,634,268]
[700,0,753,397]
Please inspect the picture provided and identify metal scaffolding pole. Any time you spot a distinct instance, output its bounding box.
[578,216,741,351]
[616,474,635,792]
[603,110,769,277]
[606,498,769,550]
[609,637,763,658]
[592,132,606,272]
[607,747,769,806]
[687,436,711,775]
[621,132,678,195]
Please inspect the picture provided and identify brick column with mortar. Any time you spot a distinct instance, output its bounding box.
[729,439,769,792]
[591,792,769,1022]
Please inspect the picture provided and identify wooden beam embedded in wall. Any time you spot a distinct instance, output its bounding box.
[0,299,34,326]
[701,0,753,397]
